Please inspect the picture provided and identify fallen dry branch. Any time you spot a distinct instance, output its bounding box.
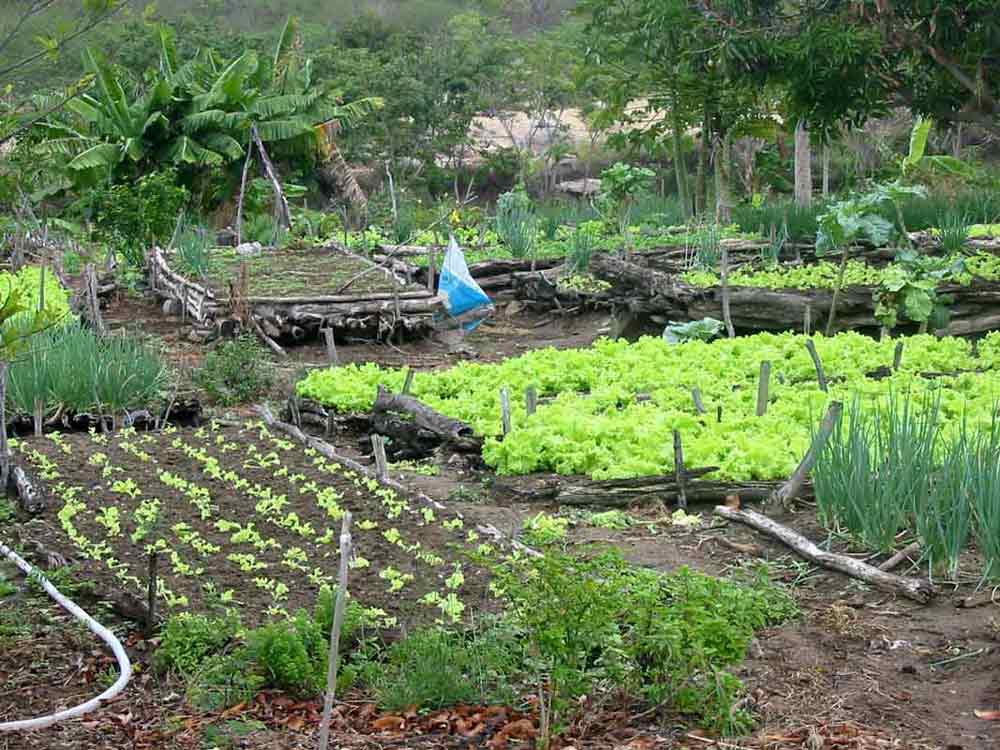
[713,505,936,603]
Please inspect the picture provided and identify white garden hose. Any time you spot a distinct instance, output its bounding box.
[0,539,132,732]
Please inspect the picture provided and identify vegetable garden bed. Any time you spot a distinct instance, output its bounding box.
[17,421,489,629]
[297,331,1000,484]
[150,243,444,344]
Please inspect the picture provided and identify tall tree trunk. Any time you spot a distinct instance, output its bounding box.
[822,143,830,198]
[695,103,711,216]
[671,103,690,218]
[714,130,733,224]
[794,120,812,207]
[0,361,9,488]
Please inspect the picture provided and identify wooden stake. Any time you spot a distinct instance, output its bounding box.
[317,512,352,750]
[771,400,842,507]
[235,133,253,246]
[893,341,904,371]
[370,434,388,480]
[145,550,158,639]
[500,387,512,436]
[325,412,335,439]
[805,339,828,392]
[401,368,415,395]
[803,304,811,335]
[691,387,706,415]
[717,405,723,423]
[85,264,106,336]
[323,328,339,365]
[525,386,538,416]
[756,361,771,416]
[32,399,43,437]
[673,429,687,509]
[427,251,436,293]
[251,124,291,230]
[720,247,735,338]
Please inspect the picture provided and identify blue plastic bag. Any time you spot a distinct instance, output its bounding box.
[438,235,492,330]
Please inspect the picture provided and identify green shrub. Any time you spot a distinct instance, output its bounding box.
[155,612,241,676]
[186,649,263,711]
[7,323,168,419]
[495,186,538,259]
[369,624,521,711]
[73,169,188,269]
[486,548,795,734]
[732,200,823,243]
[246,613,325,695]
[195,335,274,406]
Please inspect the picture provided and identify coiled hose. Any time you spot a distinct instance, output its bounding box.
[0,539,132,732]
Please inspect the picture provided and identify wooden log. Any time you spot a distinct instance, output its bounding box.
[11,465,45,513]
[879,541,921,572]
[713,505,936,603]
[370,385,482,459]
[240,291,435,305]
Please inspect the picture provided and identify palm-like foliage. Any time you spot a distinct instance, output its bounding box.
[33,18,381,185]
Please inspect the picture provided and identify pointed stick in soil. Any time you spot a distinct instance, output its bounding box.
[771,400,843,507]
[317,512,352,750]
[323,328,339,365]
[250,315,287,358]
[692,387,706,415]
[803,303,811,336]
[371,434,388,481]
[713,504,936,603]
[893,340,905,371]
[805,338,828,392]
[720,247,735,338]
[500,387,512,436]
[673,429,687,510]
[401,368,415,396]
[145,550,158,639]
[756,361,771,416]
[525,385,538,416]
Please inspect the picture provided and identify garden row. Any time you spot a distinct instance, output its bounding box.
[297,332,1000,481]
[14,419,797,735]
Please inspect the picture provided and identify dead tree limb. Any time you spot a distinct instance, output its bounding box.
[713,505,936,603]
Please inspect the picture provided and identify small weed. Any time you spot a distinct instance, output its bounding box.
[0,498,15,524]
[195,335,275,406]
[155,612,241,676]
[938,211,971,254]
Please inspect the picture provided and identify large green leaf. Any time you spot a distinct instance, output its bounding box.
[67,142,122,170]
[181,109,247,134]
[903,117,932,174]
[164,136,224,166]
[255,118,314,142]
[251,93,319,119]
[200,133,245,160]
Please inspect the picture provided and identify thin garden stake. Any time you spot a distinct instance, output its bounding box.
[720,247,735,338]
[426,250,436,293]
[401,368,415,395]
[691,387,706,415]
[756,361,771,416]
[893,341,904,371]
[771,400,844,507]
[323,328,339,365]
[500,388,512,436]
[673,429,687,509]
[145,550,158,640]
[371,435,388,480]
[803,304,811,336]
[317,512,352,750]
[805,339,828,392]
[525,385,538,416]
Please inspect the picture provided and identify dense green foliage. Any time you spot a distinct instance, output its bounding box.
[815,396,1000,579]
[298,332,1000,481]
[194,335,274,406]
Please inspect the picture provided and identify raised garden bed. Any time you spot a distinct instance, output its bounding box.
[16,421,490,628]
[150,243,445,345]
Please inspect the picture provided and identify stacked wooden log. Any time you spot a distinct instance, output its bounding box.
[149,246,447,343]
[587,252,1000,336]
